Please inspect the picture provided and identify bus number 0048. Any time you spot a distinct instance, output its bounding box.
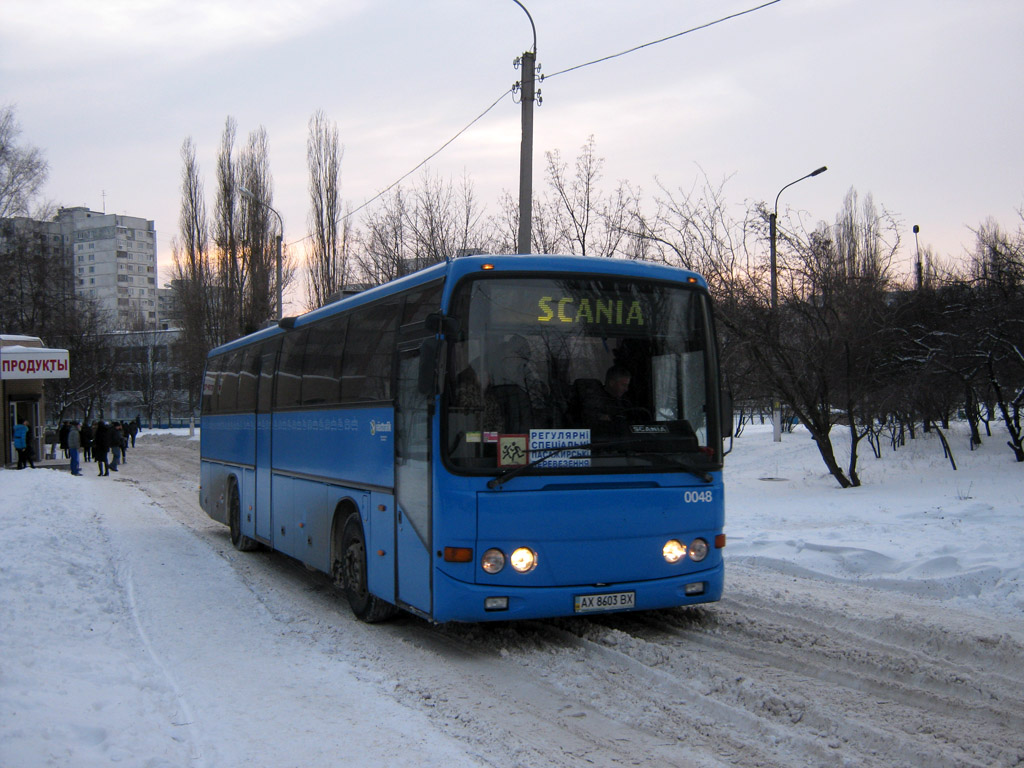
[684,490,713,503]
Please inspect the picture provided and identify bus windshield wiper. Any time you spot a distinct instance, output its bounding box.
[630,452,714,483]
[486,437,643,489]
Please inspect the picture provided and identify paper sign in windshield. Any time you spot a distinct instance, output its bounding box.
[528,429,591,468]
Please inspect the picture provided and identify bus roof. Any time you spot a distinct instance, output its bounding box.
[207,255,709,359]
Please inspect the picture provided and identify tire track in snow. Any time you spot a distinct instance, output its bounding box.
[126,435,1024,768]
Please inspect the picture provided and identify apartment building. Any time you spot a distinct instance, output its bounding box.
[60,207,159,327]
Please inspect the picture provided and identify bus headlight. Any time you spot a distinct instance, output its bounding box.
[689,538,709,562]
[481,548,505,574]
[663,539,687,563]
[510,547,537,573]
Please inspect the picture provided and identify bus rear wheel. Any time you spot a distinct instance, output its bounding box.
[229,484,259,552]
[338,514,397,623]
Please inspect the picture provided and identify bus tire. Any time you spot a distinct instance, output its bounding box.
[229,482,259,552]
[339,514,397,623]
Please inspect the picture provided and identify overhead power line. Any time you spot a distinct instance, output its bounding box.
[287,88,512,248]
[544,0,782,81]
[292,0,782,249]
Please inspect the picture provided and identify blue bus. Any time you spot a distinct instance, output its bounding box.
[200,254,728,623]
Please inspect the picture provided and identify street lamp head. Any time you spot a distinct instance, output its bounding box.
[238,185,255,201]
[775,164,829,214]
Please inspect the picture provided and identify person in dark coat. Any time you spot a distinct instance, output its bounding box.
[128,418,139,448]
[109,423,124,470]
[93,421,110,476]
[81,421,93,462]
[59,421,70,458]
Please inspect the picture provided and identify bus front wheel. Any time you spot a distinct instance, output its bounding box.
[229,483,259,552]
[338,514,397,623]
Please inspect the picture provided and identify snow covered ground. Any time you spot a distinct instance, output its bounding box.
[2,422,1022,767]
[726,421,1024,618]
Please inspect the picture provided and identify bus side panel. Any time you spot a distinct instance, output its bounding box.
[202,413,256,465]
[255,412,273,540]
[271,475,326,563]
[366,491,396,605]
[240,466,257,540]
[199,459,229,525]
[272,407,395,489]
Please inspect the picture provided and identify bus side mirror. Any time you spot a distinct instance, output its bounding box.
[721,391,734,438]
[424,312,460,336]
[418,337,441,395]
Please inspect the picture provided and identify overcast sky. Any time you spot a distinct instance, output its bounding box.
[4,0,1023,307]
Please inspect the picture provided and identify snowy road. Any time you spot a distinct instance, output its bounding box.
[4,433,1024,767]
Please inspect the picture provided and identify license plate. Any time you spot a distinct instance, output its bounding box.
[574,591,636,613]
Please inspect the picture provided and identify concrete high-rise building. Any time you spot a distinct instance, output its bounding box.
[57,207,159,327]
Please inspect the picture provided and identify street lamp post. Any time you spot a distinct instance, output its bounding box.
[239,186,284,321]
[769,165,827,442]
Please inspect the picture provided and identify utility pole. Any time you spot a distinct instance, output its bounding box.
[913,225,922,291]
[517,49,536,255]
[512,0,537,255]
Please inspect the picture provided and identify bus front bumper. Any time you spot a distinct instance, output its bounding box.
[429,561,724,623]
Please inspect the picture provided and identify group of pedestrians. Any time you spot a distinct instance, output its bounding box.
[57,417,140,477]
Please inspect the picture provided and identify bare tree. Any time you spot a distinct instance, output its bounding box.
[238,125,292,333]
[305,109,347,309]
[541,135,631,258]
[171,137,215,413]
[724,189,902,488]
[0,105,48,219]
[212,117,241,340]
[971,216,1024,461]
[353,171,485,286]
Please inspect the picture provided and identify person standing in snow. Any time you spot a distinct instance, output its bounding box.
[67,421,82,476]
[13,419,33,469]
[118,421,128,464]
[81,420,93,463]
[93,421,110,476]
[59,420,71,459]
[108,422,123,472]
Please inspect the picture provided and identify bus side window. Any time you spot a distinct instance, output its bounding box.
[257,337,280,414]
[343,303,398,402]
[303,316,346,406]
[202,354,223,415]
[218,350,241,412]
[237,346,261,412]
[276,329,308,409]
[402,281,444,325]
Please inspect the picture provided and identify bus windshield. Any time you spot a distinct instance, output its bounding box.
[443,274,721,474]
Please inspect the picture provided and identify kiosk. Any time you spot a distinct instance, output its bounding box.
[1,336,70,467]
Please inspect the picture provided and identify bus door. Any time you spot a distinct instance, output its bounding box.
[254,338,280,542]
[394,338,433,614]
